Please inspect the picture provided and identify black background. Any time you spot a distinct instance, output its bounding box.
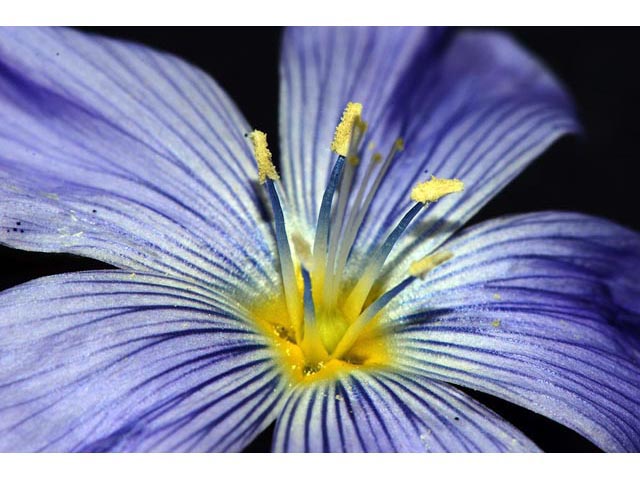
[2,27,639,452]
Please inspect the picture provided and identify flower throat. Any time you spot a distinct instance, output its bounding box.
[249,102,463,383]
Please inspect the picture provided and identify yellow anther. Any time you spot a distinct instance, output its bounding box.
[249,130,279,184]
[372,152,383,163]
[331,102,363,157]
[394,138,405,151]
[410,175,464,204]
[409,250,453,279]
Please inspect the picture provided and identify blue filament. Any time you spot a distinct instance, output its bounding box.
[312,155,346,259]
[302,268,316,325]
[370,202,425,268]
[266,180,292,265]
[360,276,415,324]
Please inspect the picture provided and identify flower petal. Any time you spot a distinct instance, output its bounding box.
[273,369,538,452]
[0,27,275,293]
[388,212,640,451]
[0,270,286,452]
[279,27,578,259]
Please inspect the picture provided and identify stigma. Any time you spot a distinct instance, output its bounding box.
[248,103,463,384]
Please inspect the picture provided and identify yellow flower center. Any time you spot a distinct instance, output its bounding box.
[250,287,390,385]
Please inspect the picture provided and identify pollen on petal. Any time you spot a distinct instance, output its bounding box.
[249,130,279,184]
[409,250,453,278]
[410,176,464,204]
[331,102,363,156]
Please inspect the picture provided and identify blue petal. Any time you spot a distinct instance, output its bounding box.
[0,271,286,452]
[279,27,578,259]
[386,212,640,452]
[0,27,276,293]
[273,369,538,452]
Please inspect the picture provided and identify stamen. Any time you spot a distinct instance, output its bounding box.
[249,130,302,341]
[323,117,367,308]
[331,250,453,360]
[343,174,463,318]
[331,102,363,157]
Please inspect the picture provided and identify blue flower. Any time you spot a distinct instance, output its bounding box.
[0,26,639,452]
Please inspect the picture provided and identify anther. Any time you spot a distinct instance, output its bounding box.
[331,102,363,157]
[410,175,464,204]
[249,130,279,184]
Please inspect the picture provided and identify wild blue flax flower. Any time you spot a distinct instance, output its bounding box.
[0,27,639,452]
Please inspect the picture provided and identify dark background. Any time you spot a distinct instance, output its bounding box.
[2,27,639,452]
